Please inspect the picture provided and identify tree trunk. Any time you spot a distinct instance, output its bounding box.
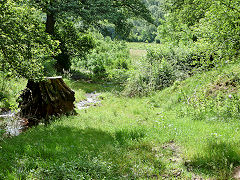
[45,4,72,73]
[55,44,71,73]
[18,77,75,125]
[46,12,55,35]
[45,11,71,73]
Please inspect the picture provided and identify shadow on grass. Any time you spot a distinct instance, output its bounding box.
[115,127,146,145]
[0,125,164,179]
[186,139,240,179]
[67,79,124,94]
[65,69,124,94]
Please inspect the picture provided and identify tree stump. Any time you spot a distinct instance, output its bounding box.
[18,76,75,124]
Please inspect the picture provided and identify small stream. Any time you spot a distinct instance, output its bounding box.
[0,110,28,136]
[0,92,101,136]
[76,92,101,110]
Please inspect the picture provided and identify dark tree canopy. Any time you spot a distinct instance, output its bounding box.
[128,0,164,42]
[30,0,153,72]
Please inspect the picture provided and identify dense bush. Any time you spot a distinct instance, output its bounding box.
[123,41,219,97]
[123,49,175,97]
[0,71,27,110]
[72,33,131,82]
[156,0,239,66]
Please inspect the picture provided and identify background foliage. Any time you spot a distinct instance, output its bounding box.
[124,0,239,96]
[73,32,130,82]
[128,0,164,43]
[0,0,58,79]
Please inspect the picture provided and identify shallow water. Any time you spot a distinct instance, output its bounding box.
[76,92,101,110]
[0,110,28,136]
[0,92,101,136]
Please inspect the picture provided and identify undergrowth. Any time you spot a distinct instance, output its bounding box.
[0,72,27,111]
[1,61,240,179]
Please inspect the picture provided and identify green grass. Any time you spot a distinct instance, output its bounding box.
[0,76,27,111]
[127,42,161,50]
[1,62,240,179]
[127,42,160,62]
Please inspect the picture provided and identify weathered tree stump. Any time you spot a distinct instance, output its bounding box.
[18,76,75,124]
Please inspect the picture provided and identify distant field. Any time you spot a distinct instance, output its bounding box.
[127,42,160,50]
[127,42,160,61]
[129,49,147,61]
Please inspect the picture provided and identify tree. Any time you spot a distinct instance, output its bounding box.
[156,0,239,62]
[194,0,240,60]
[156,0,212,44]
[30,0,153,72]
[128,0,164,43]
[0,0,58,79]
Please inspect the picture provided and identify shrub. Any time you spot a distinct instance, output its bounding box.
[186,73,240,121]
[123,54,175,97]
[72,33,131,82]
[0,71,27,110]
[123,40,221,97]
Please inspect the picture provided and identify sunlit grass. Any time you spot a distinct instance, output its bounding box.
[127,42,160,50]
[127,42,160,62]
[0,76,27,110]
[129,49,147,61]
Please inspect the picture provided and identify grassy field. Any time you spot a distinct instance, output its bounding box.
[1,61,240,179]
[129,49,147,61]
[127,42,160,61]
[127,42,161,50]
